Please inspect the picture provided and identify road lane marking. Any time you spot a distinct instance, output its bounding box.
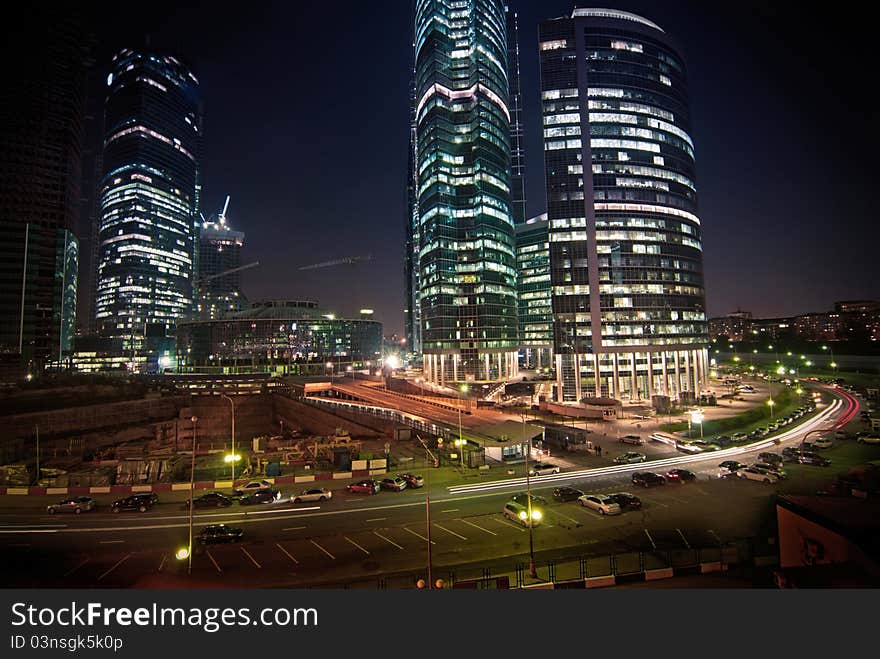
[98,553,131,581]
[240,546,262,568]
[344,536,371,555]
[275,543,299,564]
[440,509,459,513]
[433,524,467,540]
[310,539,336,559]
[552,511,580,525]
[373,531,404,549]
[282,526,306,531]
[404,527,435,544]
[461,519,497,536]
[206,550,222,573]
[365,517,386,522]
[644,529,657,550]
[158,554,167,572]
[676,528,691,549]
[64,558,89,577]
[99,540,124,544]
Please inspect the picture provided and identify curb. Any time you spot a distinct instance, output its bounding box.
[519,563,727,589]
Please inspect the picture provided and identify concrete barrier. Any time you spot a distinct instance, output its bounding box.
[585,575,616,589]
[644,567,674,581]
[700,561,723,573]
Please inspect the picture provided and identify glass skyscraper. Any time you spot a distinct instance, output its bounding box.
[198,197,246,321]
[414,0,519,385]
[95,49,201,339]
[506,6,527,225]
[539,8,709,402]
[516,214,552,369]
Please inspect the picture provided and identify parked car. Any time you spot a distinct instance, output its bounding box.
[719,460,748,473]
[797,452,831,467]
[632,472,666,488]
[552,486,584,502]
[529,462,562,476]
[738,467,778,483]
[782,447,803,460]
[346,479,380,494]
[758,452,785,467]
[619,434,644,446]
[183,492,232,509]
[398,473,424,488]
[805,436,833,450]
[197,524,243,544]
[665,468,696,483]
[752,462,787,480]
[134,492,159,506]
[614,452,647,464]
[111,494,155,513]
[607,492,642,511]
[379,476,408,492]
[47,496,95,514]
[239,489,280,505]
[510,493,548,510]
[577,494,622,515]
[692,441,721,452]
[857,434,880,445]
[233,480,274,496]
[675,442,705,455]
[292,488,332,503]
[503,501,542,527]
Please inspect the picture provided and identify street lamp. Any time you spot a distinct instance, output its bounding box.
[522,417,538,579]
[457,384,469,469]
[767,398,776,418]
[221,394,237,483]
[326,361,334,383]
[689,409,704,440]
[187,415,197,575]
[415,434,437,589]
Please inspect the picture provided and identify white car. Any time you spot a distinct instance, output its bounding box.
[233,480,274,495]
[47,496,95,514]
[529,462,561,476]
[292,488,332,503]
[738,467,778,484]
[577,494,622,516]
[857,435,880,445]
[613,452,647,464]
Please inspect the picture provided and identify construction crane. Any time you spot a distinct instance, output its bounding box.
[298,254,373,271]
[194,261,259,285]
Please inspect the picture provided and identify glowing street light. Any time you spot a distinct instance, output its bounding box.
[688,409,704,440]
[767,398,776,418]
[457,384,469,470]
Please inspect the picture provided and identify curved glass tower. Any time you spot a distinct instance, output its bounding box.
[539,9,709,402]
[95,50,201,338]
[415,0,519,385]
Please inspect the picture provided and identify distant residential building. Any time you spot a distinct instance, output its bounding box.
[515,215,552,369]
[708,312,753,342]
[835,300,880,314]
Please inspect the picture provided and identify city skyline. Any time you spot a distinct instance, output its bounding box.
[10,1,879,338]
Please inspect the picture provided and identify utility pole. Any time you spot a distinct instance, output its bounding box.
[188,416,197,575]
[416,435,438,589]
[34,424,39,485]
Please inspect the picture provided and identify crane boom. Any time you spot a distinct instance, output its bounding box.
[194,261,259,284]
[298,254,373,271]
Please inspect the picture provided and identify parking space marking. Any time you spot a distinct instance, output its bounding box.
[494,517,526,532]
[365,517,386,522]
[344,536,371,555]
[440,509,459,513]
[98,553,131,581]
[64,558,89,577]
[158,554,167,572]
[664,495,689,505]
[240,546,262,568]
[404,527,435,544]
[99,540,124,544]
[689,485,709,496]
[676,528,691,549]
[283,526,306,531]
[275,543,299,564]
[552,510,580,525]
[206,550,222,573]
[309,539,335,560]
[433,524,467,540]
[461,519,497,536]
[644,529,657,550]
[373,531,404,550]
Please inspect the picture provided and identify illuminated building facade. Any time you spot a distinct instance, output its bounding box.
[507,7,527,224]
[415,0,519,385]
[539,9,709,402]
[516,214,552,369]
[198,201,246,321]
[95,49,202,339]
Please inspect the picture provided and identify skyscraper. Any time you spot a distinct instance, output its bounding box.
[0,17,89,375]
[515,214,552,370]
[507,6,527,224]
[539,8,708,402]
[404,72,422,358]
[197,196,246,321]
[95,49,201,340]
[414,0,519,385]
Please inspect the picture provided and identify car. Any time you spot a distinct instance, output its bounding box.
[346,479,380,494]
[552,486,584,502]
[619,434,644,445]
[805,437,833,450]
[111,494,155,513]
[238,489,280,505]
[233,480,274,496]
[731,433,746,441]
[398,473,424,488]
[738,385,755,393]
[47,496,95,514]
[503,501,542,527]
[692,441,721,452]
[632,472,666,488]
[797,452,831,467]
[782,447,802,460]
[607,492,642,510]
[665,468,696,483]
[857,435,880,445]
[752,462,787,480]
[578,494,622,515]
[292,488,332,503]
[719,460,748,473]
[675,442,705,454]
[738,467,778,483]
[183,492,232,509]
[529,462,561,476]
[197,524,244,544]
[614,452,647,464]
[510,493,548,510]
[379,476,408,492]
[758,452,785,467]
[134,492,159,506]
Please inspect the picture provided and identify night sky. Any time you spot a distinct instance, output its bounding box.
[24,1,880,335]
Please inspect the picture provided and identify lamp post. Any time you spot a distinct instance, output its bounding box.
[415,434,437,589]
[522,417,538,579]
[326,361,334,384]
[689,409,704,440]
[457,384,469,469]
[221,394,237,483]
[188,415,197,575]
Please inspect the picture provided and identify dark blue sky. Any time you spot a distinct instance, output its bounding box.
[60,2,880,333]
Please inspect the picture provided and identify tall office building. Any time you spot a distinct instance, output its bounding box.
[414,0,519,385]
[404,72,422,358]
[197,197,246,321]
[0,17,89,375]
[539,8,708,402]
[515,214,552,369]
[95,49,202,340]
[507,6,527,224]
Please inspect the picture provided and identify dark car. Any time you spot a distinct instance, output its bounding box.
[183,492,233,509]
[510,493,548,510]
[665,468,696,483]
[797,452,831,467]
[607,492,642,510]
[346,480,380,495]
[398,473,424,489]
[111,494,155,513]
[781,447,802,460]
[552,486,584,502]
[134,492,159,506]
[758,452,784,467]
[719,460,747,473]
[197,524,243,544]
[632,472,666,488]
[238,489,280,505]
